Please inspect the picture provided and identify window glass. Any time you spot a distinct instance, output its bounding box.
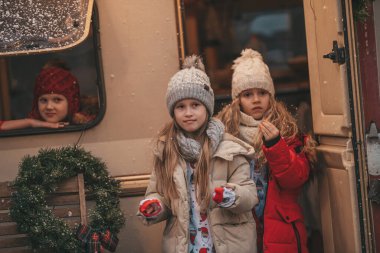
[0,0,93,55]
[0,5,104,136]
[183,0,310,119]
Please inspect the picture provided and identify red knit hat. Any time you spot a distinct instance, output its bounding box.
[29,66,80,120]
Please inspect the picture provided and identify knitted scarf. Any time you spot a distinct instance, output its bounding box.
[176,118,224,162]
[238,111,261,146]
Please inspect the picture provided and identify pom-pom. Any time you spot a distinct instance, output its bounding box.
[212,187,224,204]
[212,186,236,207]
[182,55,205,72]
[232,49,263,70]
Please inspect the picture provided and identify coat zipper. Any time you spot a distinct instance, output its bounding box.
[291,222,301,253]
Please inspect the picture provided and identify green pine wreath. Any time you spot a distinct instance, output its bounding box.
[10,146,125,252]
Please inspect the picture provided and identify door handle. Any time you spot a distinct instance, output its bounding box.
[323,40,346,65]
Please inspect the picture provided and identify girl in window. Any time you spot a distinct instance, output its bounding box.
[0,61,93,131]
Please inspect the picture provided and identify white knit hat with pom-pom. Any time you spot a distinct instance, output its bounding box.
[166,55,214,117]
[231,49,274,99]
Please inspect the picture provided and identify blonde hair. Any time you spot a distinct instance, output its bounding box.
[217,95,317,169]
[153,120,212,212]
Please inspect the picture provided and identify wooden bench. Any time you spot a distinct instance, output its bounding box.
[0,174,87,253]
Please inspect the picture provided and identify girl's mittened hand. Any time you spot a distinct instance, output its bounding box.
[212,187,236,207]
[139,198,162,218]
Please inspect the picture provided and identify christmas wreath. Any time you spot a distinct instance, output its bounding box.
[10,146,125,253]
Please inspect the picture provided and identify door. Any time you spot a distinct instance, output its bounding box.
[303,0,368,252]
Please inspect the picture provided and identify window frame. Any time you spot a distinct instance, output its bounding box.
[0,4,106,138]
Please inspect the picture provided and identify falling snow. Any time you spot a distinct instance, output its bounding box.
[0,0,89,52]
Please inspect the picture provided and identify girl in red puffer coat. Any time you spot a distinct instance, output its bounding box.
[218,49,317,253]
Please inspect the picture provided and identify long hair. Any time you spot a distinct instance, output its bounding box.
[265,98,318,172]
[153,120,212,212]
[218,95,317,170]
[217,98,241,137]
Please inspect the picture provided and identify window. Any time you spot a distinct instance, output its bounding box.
[183,0,310,116]
[0,2,104,137]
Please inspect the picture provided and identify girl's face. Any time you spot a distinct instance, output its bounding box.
[174,99,208,134]
[239,88,271,120]
[38,93,69,123]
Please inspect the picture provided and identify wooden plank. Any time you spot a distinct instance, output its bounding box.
[0,182,12,198]
[119,177,149,197]
[0,175,86,252]
[3,197,86,212]
[0,176,79,199]
[2,174,154,200]
[0,236,29,249]
[0,223,18,236]
[0,212,12,223]
[0,219,79,236]
[0,199,11,211]
[52,207,81,218]
[1,205,82,222]
[0,247,33,253]
[117,174,150,182]
[46,194,80,206]
[77,174,87,225]
[55,177,79,194]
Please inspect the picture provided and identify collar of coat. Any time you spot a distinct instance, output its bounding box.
[154,133,255,162]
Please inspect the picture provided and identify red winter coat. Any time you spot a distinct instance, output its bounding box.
[262,136,310,253]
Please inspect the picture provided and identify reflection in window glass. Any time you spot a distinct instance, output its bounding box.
[183,1,310,116]
[250,14,290,37]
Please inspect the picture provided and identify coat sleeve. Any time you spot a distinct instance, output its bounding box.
[136,169,171,226]
[223,155,258,214]
[263,137,310,189]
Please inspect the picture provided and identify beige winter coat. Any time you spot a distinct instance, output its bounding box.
[138,133,258,253]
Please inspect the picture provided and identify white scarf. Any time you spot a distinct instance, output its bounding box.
[238,111,261,146]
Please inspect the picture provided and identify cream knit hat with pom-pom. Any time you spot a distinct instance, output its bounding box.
[231,49,274,99]
[166,55,214,117]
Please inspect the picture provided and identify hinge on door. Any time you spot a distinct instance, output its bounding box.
[366,122,380,176]
[323,40,346,65]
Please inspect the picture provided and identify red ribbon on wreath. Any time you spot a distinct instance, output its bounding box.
[76,224,119,253]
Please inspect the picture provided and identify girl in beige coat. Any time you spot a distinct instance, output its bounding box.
[138,55,258,253]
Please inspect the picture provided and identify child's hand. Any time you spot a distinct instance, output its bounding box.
[139,198,162,218]
[212,187,236,207]
[30,119,69,129]
[259,120,279,141]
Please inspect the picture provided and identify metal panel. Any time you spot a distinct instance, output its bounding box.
[303,0,351,136]
[316,144,361,253]
[303,0,364,251]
